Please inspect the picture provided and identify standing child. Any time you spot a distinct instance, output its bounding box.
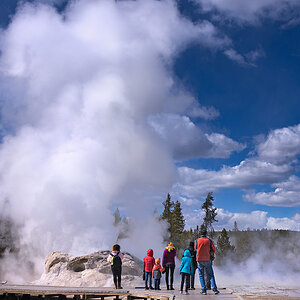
[143,249,155,290]
[107,244,123,289]
[179,250,193,295]
[188,241,197,290]
[152,258,165,290]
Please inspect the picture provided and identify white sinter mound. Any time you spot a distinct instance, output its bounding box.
[35,250,143,287]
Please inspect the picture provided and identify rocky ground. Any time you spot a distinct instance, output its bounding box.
[35,250,144,287]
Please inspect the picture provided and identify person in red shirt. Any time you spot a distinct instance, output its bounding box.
[194,229,219,295]
[143,249,155,290]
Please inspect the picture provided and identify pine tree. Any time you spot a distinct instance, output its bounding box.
[161,193,174,223]
[170,200,185,254]
[193,225,200,240]
[215,228,235,266]
[161,193,175,239]
[235,231,252,262]
[201,192,218,235]
[160,194,186,252]
[113,208,122,226]
[233,221,239,232]
[171,200,185,237]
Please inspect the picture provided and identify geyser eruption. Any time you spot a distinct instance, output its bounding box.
[0,0,226,282]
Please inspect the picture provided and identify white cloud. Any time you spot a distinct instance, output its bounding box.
[187,102,220,120]
[149,113,244,161]
[184,207,300,231]
[243,176,300,207]
[267,214,300,231]
[224,48,265,66]
[246,48,265,62]
[175,123,300,206]
[216,208,268,230]
[34,0,66,5]
[179,196,202,207]
[176,159,293,198]
[193,0,300,25]
[224,49,248,65]
[205,132,245,158]
[256,124,300,165]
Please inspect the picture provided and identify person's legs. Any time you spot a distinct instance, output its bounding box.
[149,273,153,289]
[158,278,161,290]
[112,270,118,289]
[205,267,211,290]
[154,279,158,290]
[117,268,122,289]
[190,268,196,289]
[145,272,149,289]
[170,264,175,289]
[165,265,170,289]
[204,261,218,291]
[197,261,207,292]
[180,273,185,291]
[186,274,190,292]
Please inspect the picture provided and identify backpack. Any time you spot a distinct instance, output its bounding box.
[111,252,122,269]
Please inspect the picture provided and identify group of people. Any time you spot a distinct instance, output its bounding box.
[142,242,176,291]
[107,229,219,295]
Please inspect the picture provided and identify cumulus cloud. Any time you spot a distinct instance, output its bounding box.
[176,159,294,197]
[244,176,300,207]
[149,113,244,161]
[192,0,300,25]
[179,195,202,207]
[0,0,233,281]
[175,123,300,206]
[256,124,300,165]
[184,207,300,231]
[267,213,300,230]
[205,132,245,157]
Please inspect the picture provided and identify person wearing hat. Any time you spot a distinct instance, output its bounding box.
[143,249,155,290]
[162,242,176,290]
[179,249,193,295]
[107,244,123,289]
[152,258,165,290]
[194,229,219,295]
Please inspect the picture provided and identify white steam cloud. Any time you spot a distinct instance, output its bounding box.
[0,0,235,282]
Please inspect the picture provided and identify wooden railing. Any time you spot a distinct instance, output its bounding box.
[0,285,172,300]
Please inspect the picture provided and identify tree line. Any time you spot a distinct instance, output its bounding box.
[158,193,300,268]
[1,194,299,272]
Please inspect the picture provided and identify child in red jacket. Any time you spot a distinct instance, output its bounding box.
[143,249,155,290]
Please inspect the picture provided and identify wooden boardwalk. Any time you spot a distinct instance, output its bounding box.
[0,284,240,300]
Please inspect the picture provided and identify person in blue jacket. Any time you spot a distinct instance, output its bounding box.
[179,249,193,294]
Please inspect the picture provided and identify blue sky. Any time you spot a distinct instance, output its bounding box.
[0,0,300,236]
[174,0,300,230]
[171,1,300,229]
